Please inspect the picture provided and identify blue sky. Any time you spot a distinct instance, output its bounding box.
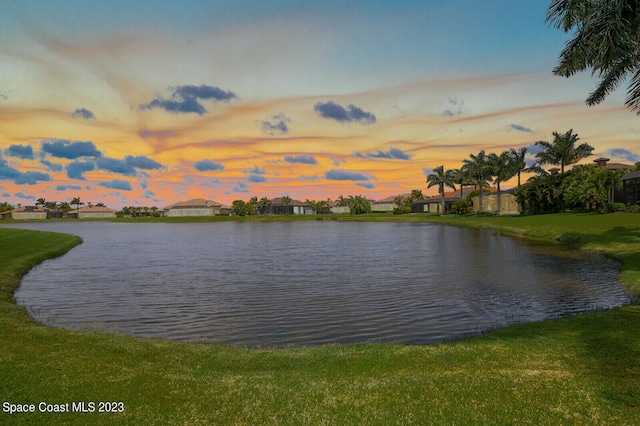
[1,1,638,208]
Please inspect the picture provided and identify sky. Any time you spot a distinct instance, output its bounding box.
[1,0,640,209]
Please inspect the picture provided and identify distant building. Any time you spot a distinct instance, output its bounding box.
[262,198,314,215]
[621,170,640,205]
[371,194,408,212]
[164,198,229,217]
[593,157,633,171]
[76,205,117,219]
[10,205,47,220]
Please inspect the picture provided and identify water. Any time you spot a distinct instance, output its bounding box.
[5,221,634,347]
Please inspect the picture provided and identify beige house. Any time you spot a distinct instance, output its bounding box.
[165,198,228,217]
[10,205,47,220]
[371,194,408,212]
[76,205,117,219]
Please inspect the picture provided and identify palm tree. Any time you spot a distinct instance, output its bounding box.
[0,202,13,213]
[36,198,46,208]
[70,197,84,218]
[281,195,291,215]
[409,189,424,202]
[348,195,370,214]
[489,151,517,215]
[58,202,72,218]
[534,129,594,173]
[427,165,457,214]
[547,0,640,112]
[95,202,106,207]
[462,150,492,214]
[507,147,528,187]
[258,197,272,215]
[452,168,472,199]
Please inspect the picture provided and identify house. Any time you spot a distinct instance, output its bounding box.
[10,205,47,220]
[471,189,521,215]
[329,200,350,214]
[621,170,640,205]
[262,198,314,215]
[593,157,633,171]
[411,188,474,214]
[76,205,117,219]
[371,194,409,212]
[164,198,228,217]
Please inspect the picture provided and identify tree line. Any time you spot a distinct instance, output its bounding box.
[426,129,639,215]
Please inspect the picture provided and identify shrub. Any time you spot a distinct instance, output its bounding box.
[451,198,473,215]
[625,205,640,213]
[598,203,626,214]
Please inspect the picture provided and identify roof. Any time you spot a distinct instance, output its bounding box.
[11,205,46,213]
[602,163,633,171]
[270,197,309,207]
[622,170,640,181]
[77,205,116,213]
[373,194,411,204]
[165,198,222,210]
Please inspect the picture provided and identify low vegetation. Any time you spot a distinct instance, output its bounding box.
[1,213,639,424]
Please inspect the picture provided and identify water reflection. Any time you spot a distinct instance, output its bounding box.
[6,221,634,347]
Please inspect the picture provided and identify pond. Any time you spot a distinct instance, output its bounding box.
[6,221,634,347]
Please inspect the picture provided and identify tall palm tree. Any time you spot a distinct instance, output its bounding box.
[409,189,424,202]
[489,151,517,215]
[258,197,272,215]
[534,129,594,173]
[58,202,72,218]
[281,195,291,215]
[547,0,640,112]
[426,165,457,215]
[462,150,492,214]
[507,147,528,187]
[452,168,472,199]
[70,197,84,218]
[36,198,46,208]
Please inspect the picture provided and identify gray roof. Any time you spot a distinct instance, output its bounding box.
[622,170,640,181]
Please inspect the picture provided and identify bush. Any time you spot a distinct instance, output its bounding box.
[625,205,640,213]
[451,198,473,215]
[598,203,626,214]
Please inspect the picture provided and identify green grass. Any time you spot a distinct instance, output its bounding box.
[1,214,639,424]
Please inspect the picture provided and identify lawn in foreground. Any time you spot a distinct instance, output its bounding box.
[0,214,639,424]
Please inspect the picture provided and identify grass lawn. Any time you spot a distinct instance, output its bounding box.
[1,213,639,424]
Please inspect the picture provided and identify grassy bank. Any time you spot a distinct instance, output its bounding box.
[1,214,639,424]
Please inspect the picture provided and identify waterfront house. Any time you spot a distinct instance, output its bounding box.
[10,205,47,220]
[76,205,117,219]
[264,198,314,215]
[411,188,474,214]
[621,170,640,205]
[328,200,350,214]
[165,198,229,217]
[471,189,521,215]
[371,195,408,212]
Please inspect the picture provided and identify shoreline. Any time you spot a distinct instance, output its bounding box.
[2,214,639,423]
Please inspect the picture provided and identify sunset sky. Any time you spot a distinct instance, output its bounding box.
[2,1,640,209]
